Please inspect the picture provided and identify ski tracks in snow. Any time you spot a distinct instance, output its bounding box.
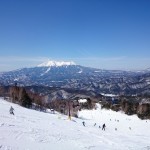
[1,99,150,150]
[0,145,13,150]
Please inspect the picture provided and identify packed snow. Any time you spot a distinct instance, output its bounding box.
[0,98,150,150]
[40,67,51,76]
[101,93,118,97]
[78,99,87,103]
[38,60,76,67]
[77,69,83,74]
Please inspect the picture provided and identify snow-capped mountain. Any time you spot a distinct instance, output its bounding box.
[37,60,76,67]
[0,98,150,150]
[0,61,150,96]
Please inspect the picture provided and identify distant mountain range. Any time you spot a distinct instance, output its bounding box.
[0,60,150,96]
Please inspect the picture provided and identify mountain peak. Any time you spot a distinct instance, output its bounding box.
[37,60,76,67]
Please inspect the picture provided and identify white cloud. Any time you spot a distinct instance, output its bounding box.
[0,56,49,72]
[0,56,149,72]
[66,57,150,70]
[0,56,48,62]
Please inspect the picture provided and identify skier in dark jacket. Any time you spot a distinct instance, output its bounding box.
[102,123,106,131]
[82,121,85,126]
[9,106,14,115]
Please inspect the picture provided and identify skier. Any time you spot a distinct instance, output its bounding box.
[9,106,14,115]
[82,121,85,127]
[94,123,96,126]
[102,123,106,131]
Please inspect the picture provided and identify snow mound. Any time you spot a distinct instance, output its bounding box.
[78,99,87,103]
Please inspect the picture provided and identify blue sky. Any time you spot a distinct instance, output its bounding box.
[0,0,150,71]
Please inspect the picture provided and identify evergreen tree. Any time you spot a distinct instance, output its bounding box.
[20,88,32,108]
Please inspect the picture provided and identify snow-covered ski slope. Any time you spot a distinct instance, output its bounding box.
[0,98,150,150]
